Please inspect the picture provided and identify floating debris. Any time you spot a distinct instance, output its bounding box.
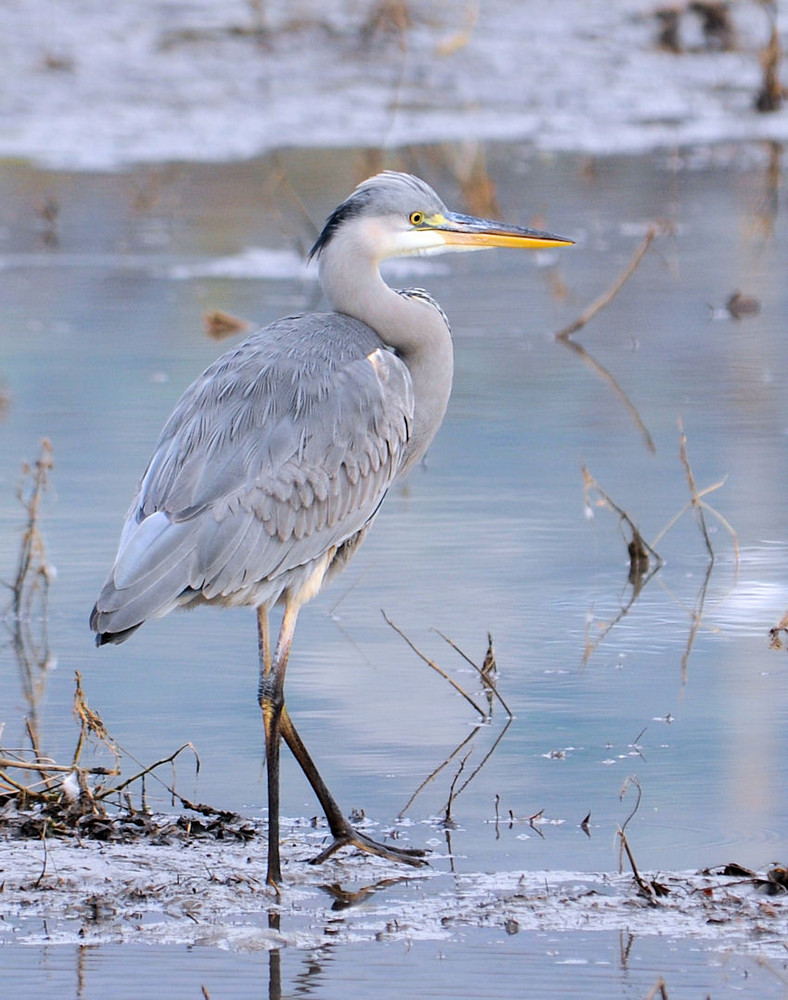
[203,309,253,340]
[725,290,761,320]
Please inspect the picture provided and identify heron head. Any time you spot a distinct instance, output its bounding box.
[309,171,573,264]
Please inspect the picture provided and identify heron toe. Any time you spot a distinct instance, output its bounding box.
[309,825,429,869]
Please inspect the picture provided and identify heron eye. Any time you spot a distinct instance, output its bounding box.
[409,211,424,226]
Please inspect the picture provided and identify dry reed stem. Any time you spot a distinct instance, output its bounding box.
[650,420,739,567]
[435,0,479,57]
[643,977,670,1000]
[432,627,513,717]
[555,224,666,340]
[618,827,659,905]
[73,670,118,768]
[554,223,673,453]
[1,667,198,818]
[382,611,487,719]
[0,767,44,798]
[755,1,782,112]
[583,422,738,669]
[100,743,200,800]
[442,749,472,827]
[582,465,663,573]
[9,439,53,622]
[0,757,116,776]
[617,776,665,906]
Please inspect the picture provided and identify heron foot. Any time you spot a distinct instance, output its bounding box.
[309,825,428,869]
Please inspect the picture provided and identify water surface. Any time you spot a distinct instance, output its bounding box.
[1,143,787,994]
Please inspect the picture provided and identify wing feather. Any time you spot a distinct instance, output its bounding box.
[92,315,414,640]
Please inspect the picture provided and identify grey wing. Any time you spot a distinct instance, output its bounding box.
[91,318,413,641]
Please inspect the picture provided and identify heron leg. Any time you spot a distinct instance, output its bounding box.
[278,704,427,869]
[257,602,299,888]
[257,604,427,883]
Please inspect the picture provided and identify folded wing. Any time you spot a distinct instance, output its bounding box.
[91,314,413,642]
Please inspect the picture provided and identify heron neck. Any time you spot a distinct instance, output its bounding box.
[320,255,454,471]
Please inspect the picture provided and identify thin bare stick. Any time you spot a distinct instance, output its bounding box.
[9,439,53,620]
[556,225,662,340]
[442,750,472,827]
[382,611,487,720]
[97,743,200,799]
[678,420,713,561]
[583,466,663,569]
[619,774,642,839]
[0,769,44,797]
[643,977,669,1000]
[649,421,739,566]
[618,827,659,906]
[0,758,118,776]
[34,829,49,888]
[680,559,714,687]
[432,628,513,717]
[581,465,664,664]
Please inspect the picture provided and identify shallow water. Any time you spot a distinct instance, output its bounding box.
[1,142,788,993]
[5,935,788,1000]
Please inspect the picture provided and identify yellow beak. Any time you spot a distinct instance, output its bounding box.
[428,211,573,250]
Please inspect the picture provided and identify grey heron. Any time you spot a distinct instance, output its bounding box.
[90,171,572,885]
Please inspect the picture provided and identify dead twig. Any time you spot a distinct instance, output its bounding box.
[583,465,663,584]
[643,977,670,1000]
[441,750,472,828]
[98,743,200,800]
[382,611,487,720]
[73,671,118,768]
[556,224,665,340]
[34,828,50,888]
[580,465,663,663]
[554,225,672,452]
[618,826,659,905]
[678,558,714,686]
[0,757,116,777]
[755,1,782,112]
[679,419,713,561]
[650,420,739,567]
[432,628,512,717]
[618,776,669,905]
